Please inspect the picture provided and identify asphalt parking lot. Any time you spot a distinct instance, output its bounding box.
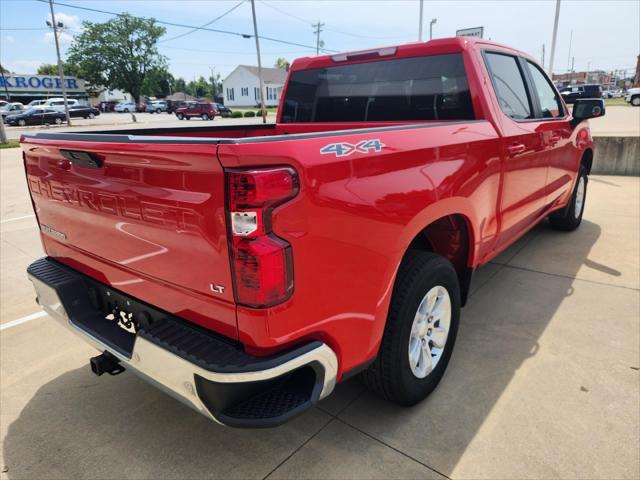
[1,144,639,478]
[2,105,639,139]
[3,111,276,140]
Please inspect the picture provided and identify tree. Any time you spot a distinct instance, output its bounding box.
[186,76,212,98]
[174,77,187,93]
[67,13,167,102]
[142,69,173,98]
[275,57,290,70]
[37,62,81,77]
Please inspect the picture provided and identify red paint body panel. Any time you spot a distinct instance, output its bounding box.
[20,37,594,380]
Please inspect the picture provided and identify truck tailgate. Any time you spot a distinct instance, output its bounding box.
[22,136,237,337]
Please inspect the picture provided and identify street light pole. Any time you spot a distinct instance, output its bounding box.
[250,0,267,124]
[418,0,424,41]
[48,0,71,126]
[547,0,561,76]
[429,18,437,40]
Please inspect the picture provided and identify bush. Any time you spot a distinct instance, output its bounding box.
[231,111,243,118]
[243,111,256,117]
[221,111,230,118]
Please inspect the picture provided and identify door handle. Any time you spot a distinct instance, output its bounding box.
[507,142,526,156]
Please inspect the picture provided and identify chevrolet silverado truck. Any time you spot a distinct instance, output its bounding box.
[21,37,604,428]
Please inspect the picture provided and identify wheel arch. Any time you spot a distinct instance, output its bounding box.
[581,148,594,175]
[391,199,479,308]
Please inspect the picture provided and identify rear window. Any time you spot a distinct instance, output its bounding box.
[281,53,474,123]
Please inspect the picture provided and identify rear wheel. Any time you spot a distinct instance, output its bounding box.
[89,113,95,119]
[18,119,26,126]
[549,165,587,231]
[177,113,184,120]
[362,251,460,406]
[156,108,162,113]
[632,96,640,107]
[201,113,209,121]
[55,117,62,125]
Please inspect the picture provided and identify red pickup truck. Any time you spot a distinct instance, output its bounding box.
[22,37,603,428]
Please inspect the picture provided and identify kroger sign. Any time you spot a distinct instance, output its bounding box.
[0,74,85,93]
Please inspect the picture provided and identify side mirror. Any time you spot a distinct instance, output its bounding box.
[571,98,605,128]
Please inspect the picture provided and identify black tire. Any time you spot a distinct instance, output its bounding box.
[201,113,209,121]
[631,96,640,107]
[18,119,26,127]
[362,250,461,406]
[177,113,184,120]
[549,165,587,231]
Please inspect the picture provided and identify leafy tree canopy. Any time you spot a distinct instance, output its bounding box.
[37,62,81,77]
[67,13,166,102]
[274,57,290,70]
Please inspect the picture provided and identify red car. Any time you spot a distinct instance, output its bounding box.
[175,102,218,120]
[21,37,603,427]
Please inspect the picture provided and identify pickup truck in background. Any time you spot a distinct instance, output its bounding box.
[21,37,604,428]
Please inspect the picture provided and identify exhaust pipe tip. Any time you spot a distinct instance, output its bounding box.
[90,352,125,376]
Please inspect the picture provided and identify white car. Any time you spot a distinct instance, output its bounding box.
[42,98,79,111]
[114,102,136,113]
[625,88,640,106]
[27,100,47,108]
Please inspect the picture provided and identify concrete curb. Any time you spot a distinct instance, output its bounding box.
[593,136,639,176]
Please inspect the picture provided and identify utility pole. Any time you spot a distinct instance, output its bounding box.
[48,0,71,126]
[429,18,437,40]
[313,21,325,56]
[566,29,573,72]
[542,44,545,69]
[548,0,561,76]
[250,0,267,124]
[418,0,424,41]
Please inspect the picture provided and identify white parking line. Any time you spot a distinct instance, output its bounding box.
[1,214,36,224]
[1,311,47,331]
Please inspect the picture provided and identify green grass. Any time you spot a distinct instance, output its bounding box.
[0,139,19,149]
[604,97,629,107]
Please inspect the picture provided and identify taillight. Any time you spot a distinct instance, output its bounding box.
[226,167,299,307]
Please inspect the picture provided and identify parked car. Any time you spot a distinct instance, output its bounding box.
[175,102,218,120]
[559,84,602,104]
[6,107,66,126]
[67,105,100,119]
[0,102,25,120]
[20,37,604,428]
[214,102,232,114]
[27,100,47,108]
[146,100,168,113]
[0,100,8,109]
[42,98,80,111]
[167,100,190,113]
[114,102,136,113]
[136,102,147,113]
[625,87,640,106]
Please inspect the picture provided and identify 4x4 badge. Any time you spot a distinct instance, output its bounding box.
[320,139,385,157]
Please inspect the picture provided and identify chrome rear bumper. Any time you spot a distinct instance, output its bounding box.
[28,258,338,428]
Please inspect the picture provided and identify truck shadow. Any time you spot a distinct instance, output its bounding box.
[3,219,605,478]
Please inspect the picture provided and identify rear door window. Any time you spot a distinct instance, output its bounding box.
[281,53,474,122]
[525,61,564,118]
[484,52,532,120]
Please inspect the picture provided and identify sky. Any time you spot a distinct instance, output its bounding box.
[0,0,638,81]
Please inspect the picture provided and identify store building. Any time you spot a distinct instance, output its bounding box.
[0,73,88,104]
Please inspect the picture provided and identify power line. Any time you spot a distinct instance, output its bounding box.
[161,45,311,56]
[159,0,246,43]
[260,1,405,40]
[0,27,49,30]
[33,0,338,52]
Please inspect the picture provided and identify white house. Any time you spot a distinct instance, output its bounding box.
[222,65,287,107]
